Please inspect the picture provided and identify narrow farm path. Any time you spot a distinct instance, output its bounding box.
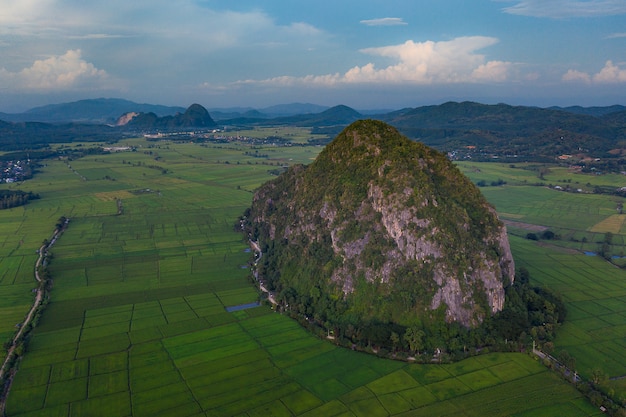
[249,240,277,306]
[0,218,69,412]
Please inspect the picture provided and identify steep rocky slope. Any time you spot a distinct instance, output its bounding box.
[117,103,216,130]
[245,120,514,328]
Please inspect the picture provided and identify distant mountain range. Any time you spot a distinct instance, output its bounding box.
[0,98,394,124]
[208,103,331,120]
[548,105,626,117]
[377,101,626,152]
[1,99,626,167]
[0,99,334,124]
[2,97,624,126]
[117,103,217,130]
[0,98,187,124]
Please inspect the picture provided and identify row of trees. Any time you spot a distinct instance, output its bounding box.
[0,190,39,210]
[260,265,565,362]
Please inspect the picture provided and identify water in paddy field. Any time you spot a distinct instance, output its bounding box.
[225,302,260,312]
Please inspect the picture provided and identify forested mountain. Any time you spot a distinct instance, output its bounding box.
[245,120,515,330]
[0,98,185,124]
[549,104,626,117]
[274,104,363,126]
[243,120,566,355]
[0,104,217,150]
[0,121,120,151]
[118,103,217,131]
[377,101,624,159]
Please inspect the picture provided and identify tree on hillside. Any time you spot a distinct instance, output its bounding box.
[404,326,425,356]
[390,331,400,353]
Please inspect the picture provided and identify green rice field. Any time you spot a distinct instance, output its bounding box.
[0,139,623,415]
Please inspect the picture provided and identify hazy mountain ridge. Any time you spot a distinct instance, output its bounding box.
[2,99,626,165]
[118,103,217,130]
[0,98,186,124]
[549,104,626,117]
[376,101,626,159]
[0,100,330,124]
[2,98,625,126]
[245,120,515,329]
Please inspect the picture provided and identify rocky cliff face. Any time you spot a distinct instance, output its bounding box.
[115,112,139,126]
[117,103,216,130]
[246,120,514,328]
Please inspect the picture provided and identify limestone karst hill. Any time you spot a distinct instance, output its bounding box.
[118,103,217,130]
[244,120,515,330]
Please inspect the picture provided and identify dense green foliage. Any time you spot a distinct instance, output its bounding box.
[0,121,120,151]
[380,101,625,158]
[0,190,39,209]
[245,120,520,352]
[258,265,565,362]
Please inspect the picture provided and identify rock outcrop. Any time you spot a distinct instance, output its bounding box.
[117,103,216,130]
[245,120,514,328]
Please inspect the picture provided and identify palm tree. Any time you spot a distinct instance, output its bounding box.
[404,326,425,356]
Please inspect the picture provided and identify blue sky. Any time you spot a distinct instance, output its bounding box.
[1,0,625,112]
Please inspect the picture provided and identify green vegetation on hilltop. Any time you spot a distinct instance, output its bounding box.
[244,120,569,359]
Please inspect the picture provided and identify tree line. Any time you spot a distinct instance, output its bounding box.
[255,250,565,363]
[0,190,39,210]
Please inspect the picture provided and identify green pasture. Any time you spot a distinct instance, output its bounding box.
[0,141,619,415]
[224,126,331,145]
[457,161,626,191]
[511,236,626,384]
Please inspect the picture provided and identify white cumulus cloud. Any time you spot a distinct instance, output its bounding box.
[234,36,513,87]
[562,69,591,83]
[593,61,626,83]
[0,49,110,90]
[563,61,626,83]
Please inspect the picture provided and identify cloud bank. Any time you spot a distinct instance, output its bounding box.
[233,36,512,88]
[563,61,626,84]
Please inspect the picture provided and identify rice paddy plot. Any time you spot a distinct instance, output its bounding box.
[448,373,582,416]
[88,369,129,398]
[49,359,89,383]
[0,256,29,285]
[367,370,420,395]
[10,362,51,389]
[17,342,78,369]
[216,287,259,307]
[89,351,129,375]
[4,385,48,414]
[281,389,325,415]
[181,348,270,381]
